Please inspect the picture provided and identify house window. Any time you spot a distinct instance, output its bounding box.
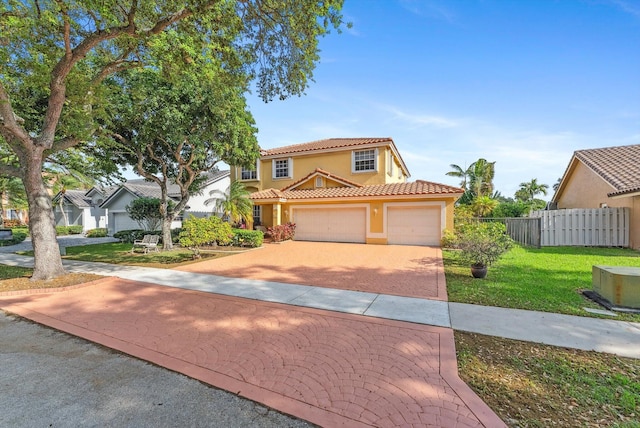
[272,158,291,179]
[315,176,323,188]
[241,168,257,180]
[240,162,259,180]
[387,151,393,176]
[253,205,261,225]
[353,149,376,172]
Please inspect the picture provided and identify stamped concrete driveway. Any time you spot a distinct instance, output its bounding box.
[176,241,448,301]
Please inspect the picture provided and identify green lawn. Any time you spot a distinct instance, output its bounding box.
[444,245,640,322]
[19,242,231,268]
[0,265,32,279]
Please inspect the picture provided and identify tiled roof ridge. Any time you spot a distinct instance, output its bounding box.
[281,168,364,191]
[262,137,393,156]
[251,180,464,200]
[416,179,465,192]
[574,144,640,193]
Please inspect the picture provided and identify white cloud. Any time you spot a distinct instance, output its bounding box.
[377,104,460,128]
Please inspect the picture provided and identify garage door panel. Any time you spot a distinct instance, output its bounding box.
[294,207,366,243]
[387,206,441,246]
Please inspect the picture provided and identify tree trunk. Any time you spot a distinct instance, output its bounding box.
[24,148,65,280]
[162,216,173,251]
[58,192,69,226]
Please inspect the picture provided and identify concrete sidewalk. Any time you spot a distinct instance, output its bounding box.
[1,252,638,359]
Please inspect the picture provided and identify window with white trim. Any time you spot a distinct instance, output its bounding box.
[272,158,292,179]
[252,205,261,225]
[386,151,393,176]
[315,176,323,187]
[241,168,257,180]
[352,149,377,172]
[240,161,259,180]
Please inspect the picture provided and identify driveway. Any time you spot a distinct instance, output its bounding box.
[176,241,448,300]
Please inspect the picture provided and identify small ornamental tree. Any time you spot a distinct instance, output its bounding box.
[125,198,168,231]
[179,215,232,258]
[457,222,512,271]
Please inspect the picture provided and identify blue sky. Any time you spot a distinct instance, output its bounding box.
[245,0,640,199]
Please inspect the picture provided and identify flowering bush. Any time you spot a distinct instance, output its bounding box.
[267,222,296,242]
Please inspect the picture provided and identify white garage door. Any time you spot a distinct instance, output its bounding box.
[112,212,140,233]
[293,207,366,243]
[387,206,441,246]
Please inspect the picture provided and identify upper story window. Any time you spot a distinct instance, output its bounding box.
[241,168,257,180]
[315,176,323,188]
[272,158,292,179]
[352,149,377,173]
[240,161,259,181]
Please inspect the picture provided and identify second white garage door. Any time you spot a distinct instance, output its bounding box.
[387,206,441,246]
[293,207,366,243]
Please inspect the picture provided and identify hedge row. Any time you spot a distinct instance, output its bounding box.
[86,228,108,238]
[55,225,84,236]
[232,229,264,248]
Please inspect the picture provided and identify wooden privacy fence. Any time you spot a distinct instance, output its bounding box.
[529,208,630,247]
[505,217,541,248]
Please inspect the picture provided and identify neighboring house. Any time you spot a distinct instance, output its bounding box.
[552,144,640,249]
[230,137,463,246]
[52,189,107,231]
[99,170,230,235]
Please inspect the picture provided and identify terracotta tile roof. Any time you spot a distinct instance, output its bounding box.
[281,168,363,191]
[251,180,463,201]
[574,144,640,197]
[261,137,394,157]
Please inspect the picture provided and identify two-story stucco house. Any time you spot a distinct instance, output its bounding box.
[230,137,463,246]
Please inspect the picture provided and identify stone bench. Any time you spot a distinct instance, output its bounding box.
[592,265,640,309]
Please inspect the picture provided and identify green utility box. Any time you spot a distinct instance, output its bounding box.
[592,266,640,309]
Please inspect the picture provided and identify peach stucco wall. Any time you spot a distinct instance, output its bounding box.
[556,161,639,249]
[231,146,407,190]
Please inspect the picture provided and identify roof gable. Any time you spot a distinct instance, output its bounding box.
[53,189,92,208]
[281,168,363,191]
[554,144,640,200]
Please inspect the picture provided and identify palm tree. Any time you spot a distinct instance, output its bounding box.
[0,177,27,227]
[446,163,473,190]
[468,159,496,198]
[470,195,499,218]
[207,181,253,226]
[516,178,549,203]
[45,167,94,226]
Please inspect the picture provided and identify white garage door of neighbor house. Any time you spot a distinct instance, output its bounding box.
[112,212,140,233]
[387,206,441,246]
[293,207,366,243]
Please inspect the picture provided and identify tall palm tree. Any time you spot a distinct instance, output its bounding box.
[516,178,549,203]
[446,163,473,190]
[207,181,253,226]
[468,158,496,198]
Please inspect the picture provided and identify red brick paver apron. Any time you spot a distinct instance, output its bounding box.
[177,242,449,300]
[0,278,502,427]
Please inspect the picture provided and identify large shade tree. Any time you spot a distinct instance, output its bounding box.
[110,66,259,250]
[0,1,346,279]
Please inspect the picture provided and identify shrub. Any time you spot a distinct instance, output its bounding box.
[86,228,108,238]
[171,228,182,244]
[267,222,296,242]
[113,229,146,243]
[440,229,458,248]
[0,229,27,246]
[457,222,512,267]
[55,226,70,236]
[232,229,264,248]
[179,215,233,258]
[68,225,83,234]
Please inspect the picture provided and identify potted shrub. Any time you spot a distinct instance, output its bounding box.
[457,222,512,278]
